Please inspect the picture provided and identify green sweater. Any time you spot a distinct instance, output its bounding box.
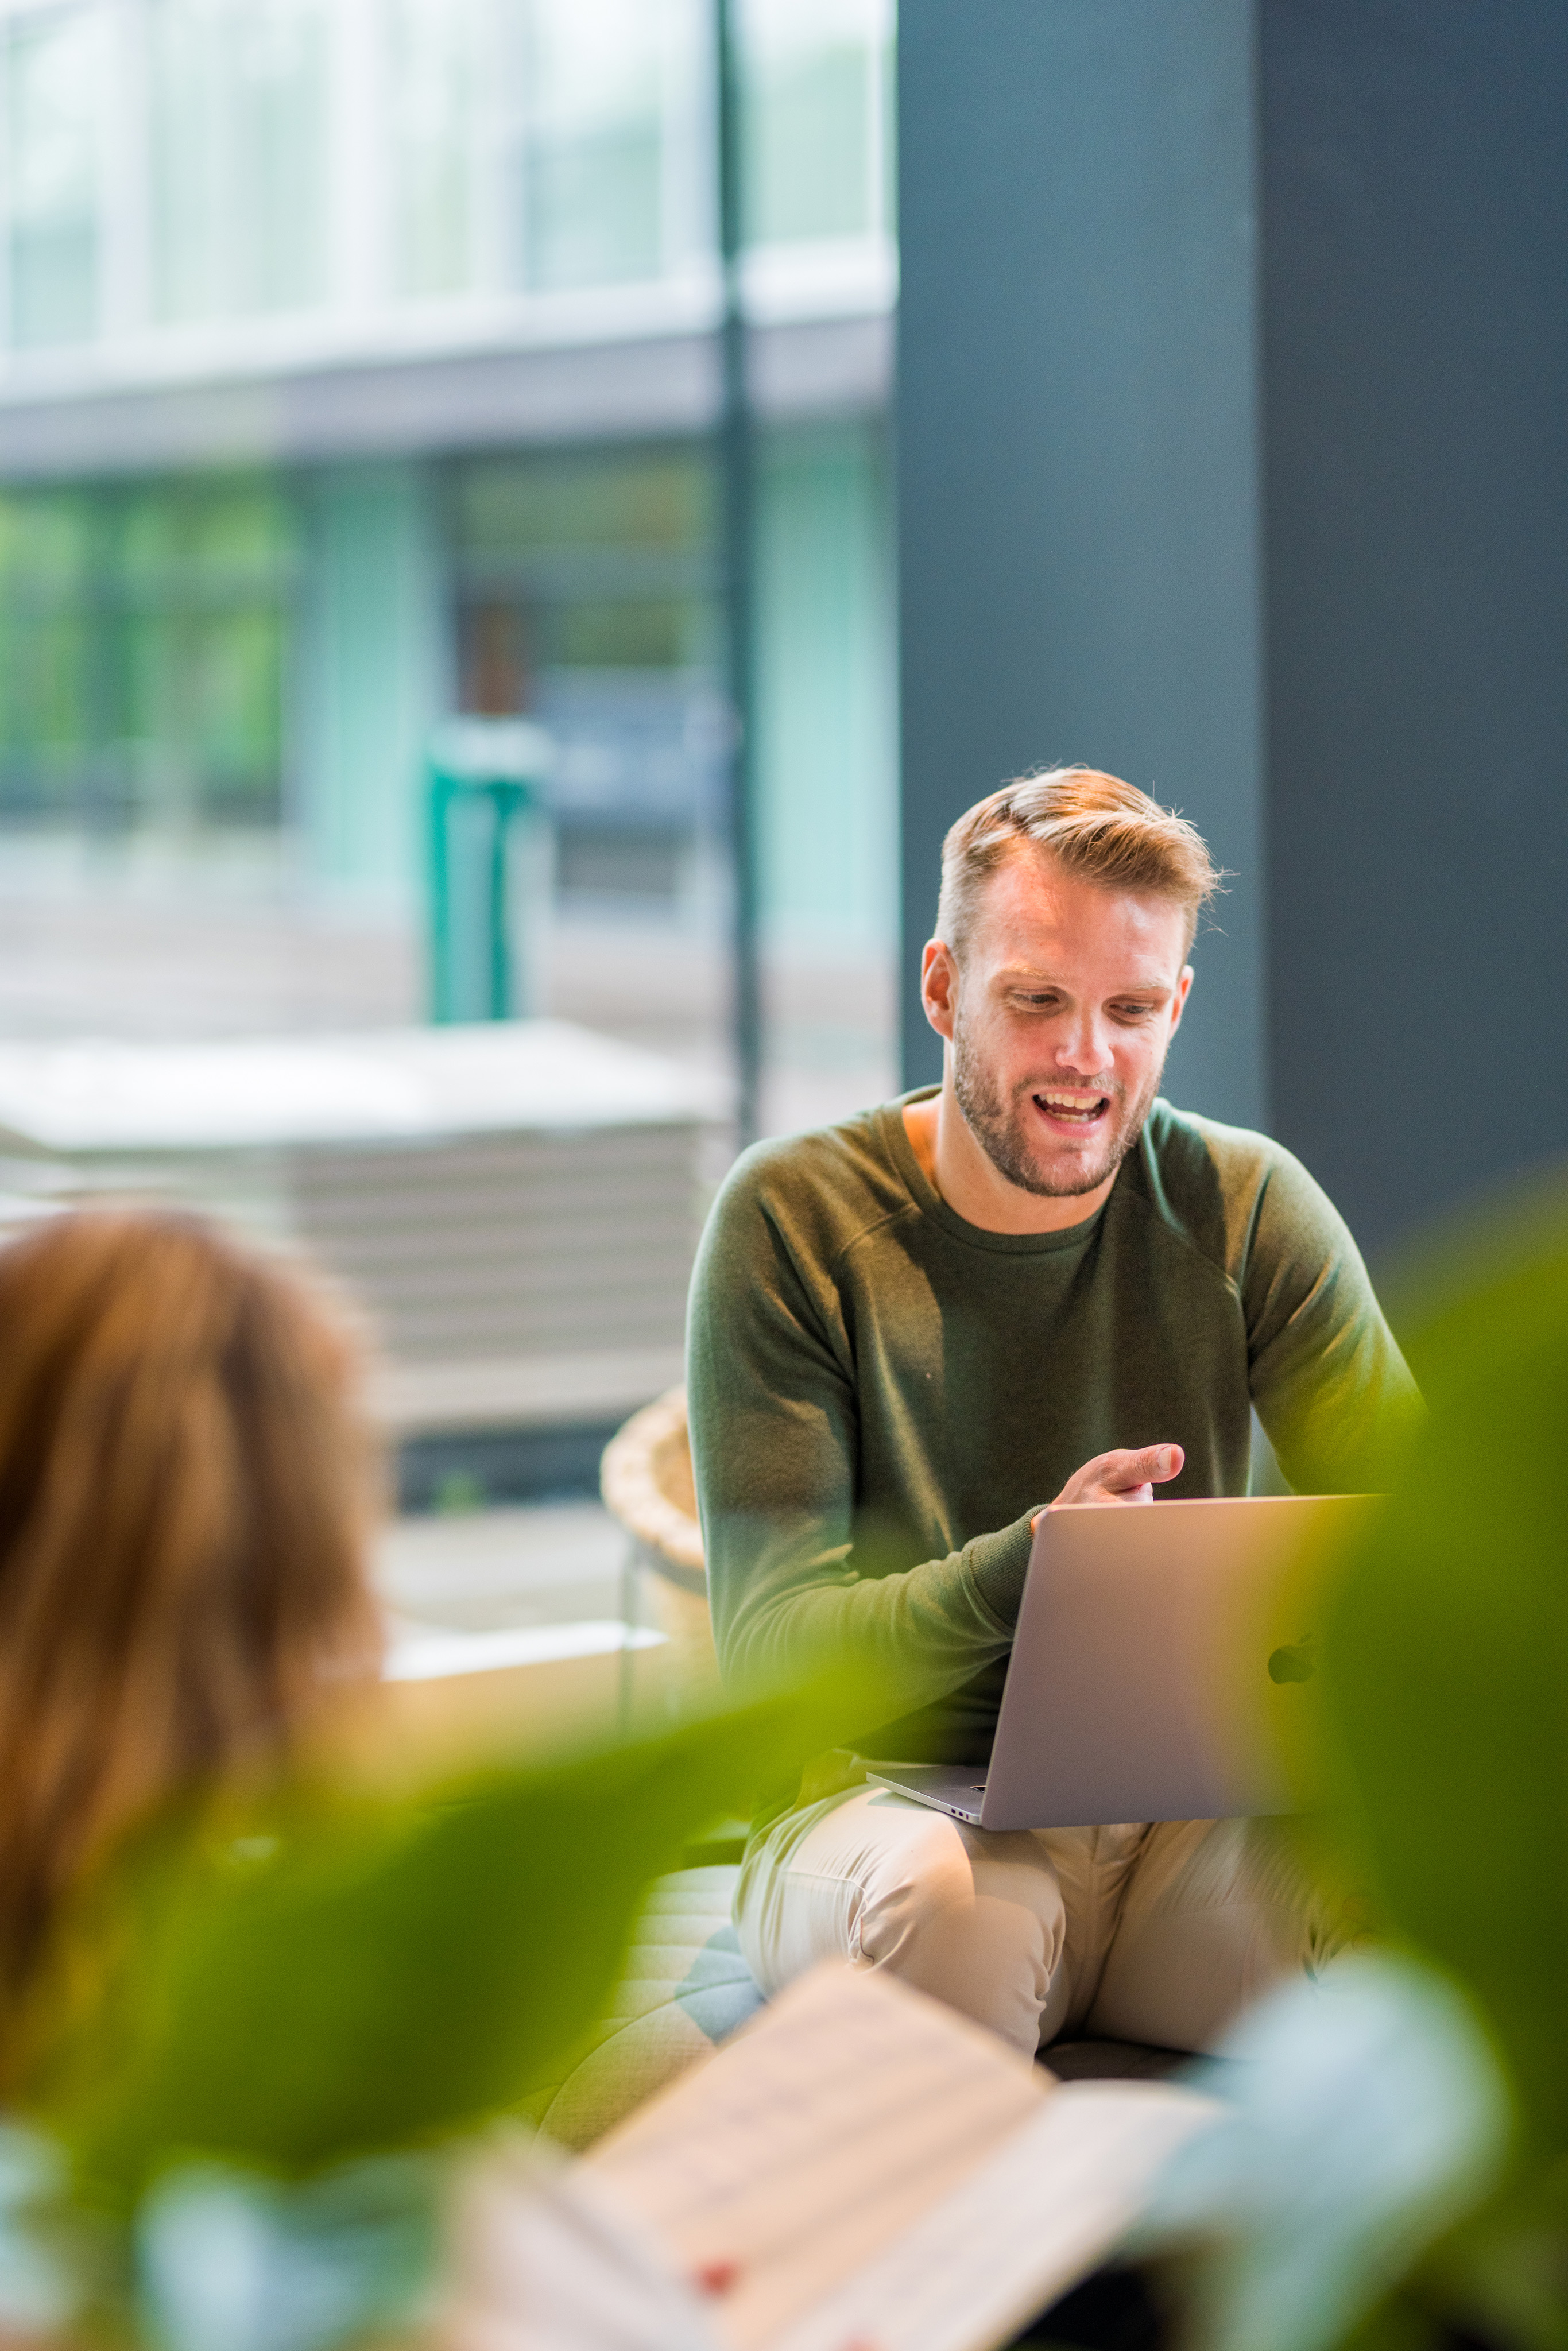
[687,1091,1420,1764]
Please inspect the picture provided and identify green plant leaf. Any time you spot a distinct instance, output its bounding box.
[37,1688,841,2199]
[1321,1206,1568,2159]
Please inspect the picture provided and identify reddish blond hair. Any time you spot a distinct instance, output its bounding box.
[0,1210,382,2004]
[936,766,1220,959]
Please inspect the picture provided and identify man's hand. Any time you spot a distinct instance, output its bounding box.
[1031,1444,1185,1529]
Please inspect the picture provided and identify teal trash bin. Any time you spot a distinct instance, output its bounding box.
[427,719,553,1024]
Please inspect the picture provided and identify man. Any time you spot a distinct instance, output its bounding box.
[687,768,1418,2059]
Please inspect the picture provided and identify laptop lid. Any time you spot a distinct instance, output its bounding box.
[978,1493,1382,1832]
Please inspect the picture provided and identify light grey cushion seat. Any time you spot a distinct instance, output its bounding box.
[520,1864,764,2149]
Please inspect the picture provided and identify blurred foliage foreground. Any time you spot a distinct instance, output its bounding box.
[6,1197,1568,2349]
[0,1685,858,2351]
[1134,1192,1568,2351]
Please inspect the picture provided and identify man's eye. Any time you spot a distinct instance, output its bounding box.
[1111,1003,1156,1021]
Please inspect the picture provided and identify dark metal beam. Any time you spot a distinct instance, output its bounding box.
[715,0,762,1149]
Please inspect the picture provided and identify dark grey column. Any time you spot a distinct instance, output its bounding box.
[1260,0,1568,1254]
[899,0,1568,1254]
[896,0,1265,1125]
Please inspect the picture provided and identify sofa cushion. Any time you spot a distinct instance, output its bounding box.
[521,1864,762,2150]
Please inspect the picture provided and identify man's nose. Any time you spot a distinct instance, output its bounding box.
[1054,1010,1112,1076]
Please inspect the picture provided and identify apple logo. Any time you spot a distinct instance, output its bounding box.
[1267,1635,1317,1684]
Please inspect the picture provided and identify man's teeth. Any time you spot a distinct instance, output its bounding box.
[1037,1090,1105,1119]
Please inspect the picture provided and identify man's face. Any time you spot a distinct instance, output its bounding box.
[929,850,1193,1200]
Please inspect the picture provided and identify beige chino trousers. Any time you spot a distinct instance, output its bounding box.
[735,1781,1329,2058]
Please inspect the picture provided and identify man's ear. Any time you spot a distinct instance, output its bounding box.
[1168,963,1194,1037]
[921,939,958,1040]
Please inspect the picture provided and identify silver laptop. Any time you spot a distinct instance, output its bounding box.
[868,1493,1381,1830]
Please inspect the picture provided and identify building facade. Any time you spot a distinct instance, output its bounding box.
[0,0,896,1059]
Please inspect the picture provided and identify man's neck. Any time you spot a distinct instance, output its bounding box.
[901,1090,1119,1235]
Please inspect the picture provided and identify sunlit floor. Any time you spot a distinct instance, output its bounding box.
[376,1500,629,1638]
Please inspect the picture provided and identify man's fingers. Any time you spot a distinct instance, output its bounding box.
[1088,1444,1183,1492]
[1116,1443,1184,1488]
[1048,1443,1186,1508]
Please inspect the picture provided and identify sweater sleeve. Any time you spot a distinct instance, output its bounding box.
[1239,1145,1423,1492]
[686,1156,1025,1718]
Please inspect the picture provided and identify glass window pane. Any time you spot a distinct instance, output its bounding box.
[149,0,329,322]
[741,0,889,245]
[389,0,479,297]
[0,490,94,600]
[0,492,95,820]
[451,446,714,696]
[125,603,285,827]
[3,5,102,348]
[521,0,680,291]
[455,446,711,556]
[450,446,722,909]
[0,479,296,839]
[119,479,296,830]
[119,475,297,587]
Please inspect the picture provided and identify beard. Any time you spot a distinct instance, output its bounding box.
[951,1018,1162,1199]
